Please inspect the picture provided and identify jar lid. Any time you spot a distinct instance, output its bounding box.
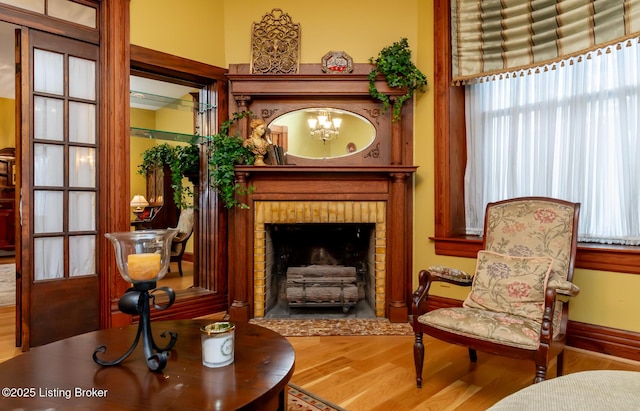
[200,322,235,335]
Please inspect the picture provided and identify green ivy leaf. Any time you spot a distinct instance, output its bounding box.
[368,38,428,122]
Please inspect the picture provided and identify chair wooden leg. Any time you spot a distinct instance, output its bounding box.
[556,351,564,377]
[178,260,184,277]
[534,364,547,383]
[414,332,424,388]
[468,348,477,362]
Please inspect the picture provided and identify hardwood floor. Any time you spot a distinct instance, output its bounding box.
[2,276,640,410]
[288,336,640,410]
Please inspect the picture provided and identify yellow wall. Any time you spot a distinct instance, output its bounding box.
[130,108,156,208]
[130,0,226,67]
[130,0,640,333]
[222,1,418,65]
[0,98,15,149]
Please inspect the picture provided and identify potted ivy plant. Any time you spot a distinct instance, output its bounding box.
[137,142,200,209]
[368,37,428,122]
[138,111,256,210]
[170,143,200,207]
[207,111,255,209]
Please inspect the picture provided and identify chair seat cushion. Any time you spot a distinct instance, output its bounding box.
[418,307,543,350]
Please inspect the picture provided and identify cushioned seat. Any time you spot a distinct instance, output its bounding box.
[488,370,640,410]
[412,197,581,387]
[169,208,194,277]
[419,307,545,350]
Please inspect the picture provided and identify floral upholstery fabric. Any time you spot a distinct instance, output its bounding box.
[548,273,580,295]
[463,251,553,321]
[484,199,576,282]
[418,307,548,350]
[417,200,577,350]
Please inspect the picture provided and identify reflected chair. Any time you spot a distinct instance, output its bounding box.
[412,197,580,387]
[169,208,194,277]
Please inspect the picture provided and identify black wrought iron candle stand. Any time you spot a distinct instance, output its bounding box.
[93,281,177,372]
[96,228,179,372]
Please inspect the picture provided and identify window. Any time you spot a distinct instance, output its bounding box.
[465,41,640,246]
[432,0,640,274]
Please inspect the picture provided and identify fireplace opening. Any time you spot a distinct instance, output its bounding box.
[264,223,377,319]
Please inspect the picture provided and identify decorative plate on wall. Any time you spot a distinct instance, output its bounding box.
[321,51,353,74]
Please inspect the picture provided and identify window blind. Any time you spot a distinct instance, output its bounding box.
[451,0,640,84]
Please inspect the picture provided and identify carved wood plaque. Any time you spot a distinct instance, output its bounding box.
[251,8,300,74]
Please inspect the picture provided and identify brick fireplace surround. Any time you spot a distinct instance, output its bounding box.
[254,200,387,318]
[227,166,416,323]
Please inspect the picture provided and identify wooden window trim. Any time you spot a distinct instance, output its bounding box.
[432,0,640,275]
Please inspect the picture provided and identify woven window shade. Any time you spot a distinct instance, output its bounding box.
[451,0,640,84]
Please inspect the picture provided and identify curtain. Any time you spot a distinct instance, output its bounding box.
[452,0,640,83]
[464,40,640,245]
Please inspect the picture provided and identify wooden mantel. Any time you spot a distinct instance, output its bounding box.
[227,63,407,97]
[225,64,417,323]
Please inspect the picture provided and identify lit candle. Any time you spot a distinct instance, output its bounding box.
[127,253,161,281]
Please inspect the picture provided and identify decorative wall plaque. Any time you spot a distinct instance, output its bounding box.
[251,9,300,74]
[321,51,353,74]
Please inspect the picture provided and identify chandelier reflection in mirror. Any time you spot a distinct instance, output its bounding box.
[308,110,342,143]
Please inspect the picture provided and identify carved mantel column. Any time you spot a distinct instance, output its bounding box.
[228,170,252,321]
[234,95,252,137]
[388,171,412,322]
[390,96,403,165]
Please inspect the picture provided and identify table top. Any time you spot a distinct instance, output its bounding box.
[0,319,295,410]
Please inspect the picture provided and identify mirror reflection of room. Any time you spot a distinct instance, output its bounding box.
[129,75,199,291]
[268,108,375,159]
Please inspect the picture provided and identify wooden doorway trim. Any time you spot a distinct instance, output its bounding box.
[99,0,131,329]
[112,45,230,326]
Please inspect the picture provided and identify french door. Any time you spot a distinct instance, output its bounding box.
[17,28,99,347]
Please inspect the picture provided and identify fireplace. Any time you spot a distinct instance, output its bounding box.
[225,63,416,323]
[264,223,376,318]
[254,202,385,318]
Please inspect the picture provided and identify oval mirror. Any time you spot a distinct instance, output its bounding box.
[268,108,376,159]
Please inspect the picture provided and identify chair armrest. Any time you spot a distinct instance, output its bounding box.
[173,232,190,244]
[547,273,580,297]
[427,265,473,285]
[540,275,579,343]
[412,266,473,317]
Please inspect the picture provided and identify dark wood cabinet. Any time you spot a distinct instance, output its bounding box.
[146,165,178,229]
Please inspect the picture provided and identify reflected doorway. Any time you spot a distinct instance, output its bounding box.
[129,75,201,291]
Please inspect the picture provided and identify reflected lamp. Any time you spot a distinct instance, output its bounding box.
[130,195,149,219]
[308,110,341,143]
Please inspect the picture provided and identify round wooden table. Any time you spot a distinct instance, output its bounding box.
[0,320,295,410]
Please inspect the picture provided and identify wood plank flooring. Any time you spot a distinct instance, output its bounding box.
[2,277,640,409]
[288,335,640,410]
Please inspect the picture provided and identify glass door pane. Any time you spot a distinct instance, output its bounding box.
[32,45,97,281]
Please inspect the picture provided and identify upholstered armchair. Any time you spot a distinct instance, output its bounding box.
[412,197,580,387]
[169,208,194,277]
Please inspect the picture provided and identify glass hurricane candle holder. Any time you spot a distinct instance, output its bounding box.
[93,229,178,372]
[105,229,177,289]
